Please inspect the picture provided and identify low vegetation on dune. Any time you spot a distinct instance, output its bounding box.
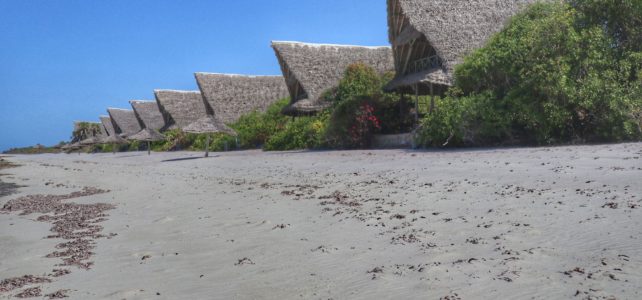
[417,1,642,147]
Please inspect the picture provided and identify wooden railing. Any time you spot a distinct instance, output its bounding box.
[408,55,442,75]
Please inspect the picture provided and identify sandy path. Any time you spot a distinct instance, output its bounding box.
[1,143,641,299]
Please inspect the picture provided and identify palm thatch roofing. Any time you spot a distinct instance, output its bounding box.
[183,115,237,136]
[130,100,166,131]
[271,41,395,115]
[154,90,208,130]
[102,134,128,144]
[107,108,142,138]
[194,73,289,124]
[79,136,102,146]
[100,116,117,136]
[127,128,166,142]
[386,0,538,93]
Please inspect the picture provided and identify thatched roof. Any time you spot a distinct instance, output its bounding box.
[100,116,117,136]
[154,90,208,130]
[194,73,289,124]
[102,134,128,144]
[386,0,537,91]
[127,128,166,142]
[271,41,395,115]
[79,136,102,145]
[107,108,142,138]
[130,100,166,131]
[183,115,237,136]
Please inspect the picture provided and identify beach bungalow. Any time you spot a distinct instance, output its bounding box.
[194,73,289,124]
[107,108,142,138]
[154,90,209,131]
[385,0,538,97]
[271,41,395,115]
[100,116,117,137]
[130,100,166,131]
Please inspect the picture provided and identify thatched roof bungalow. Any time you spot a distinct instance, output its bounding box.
[107,108,142,138]
[194,73,289,124]
[271,41,394,115]
[386,0,538,94]
[100,115,117,136]
[130,100,166,131]
[154,90,208,130]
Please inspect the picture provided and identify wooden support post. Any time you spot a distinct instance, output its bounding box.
[414,84,419,127]
[430,83,435,114]
[205,135,210,158]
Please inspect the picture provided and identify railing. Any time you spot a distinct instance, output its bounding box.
[408,55,442,75]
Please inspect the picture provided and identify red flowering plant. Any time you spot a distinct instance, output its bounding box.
[349,103,381,147]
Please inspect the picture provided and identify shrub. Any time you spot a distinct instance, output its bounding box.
[334,63,385,103]
[230,98,290,148]
[418,1,642,147]
[264,114,328,151]
[323,63,409,148]
[152,129,195,151]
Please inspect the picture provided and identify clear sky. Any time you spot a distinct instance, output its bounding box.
[0,0,389,152]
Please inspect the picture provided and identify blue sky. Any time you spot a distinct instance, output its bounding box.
[0,0,389,152]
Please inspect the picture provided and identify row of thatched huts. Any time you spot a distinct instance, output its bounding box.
[71,0,537,151]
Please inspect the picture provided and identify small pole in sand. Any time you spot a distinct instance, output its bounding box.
[112,143,116,154]
[205,134,210,158]
[147,141,151,156]
[414,83,419,127]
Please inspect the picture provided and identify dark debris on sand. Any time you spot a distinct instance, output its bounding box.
[0,276,51,293]
[15,286,42,298]
[0,187,115,297]
[45,289,70,299]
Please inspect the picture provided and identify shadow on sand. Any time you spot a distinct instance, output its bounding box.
[162,155,219,163]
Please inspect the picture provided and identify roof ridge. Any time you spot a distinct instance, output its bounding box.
[153,89,201,94]
[271,40,390,49]
[195,72,283,78]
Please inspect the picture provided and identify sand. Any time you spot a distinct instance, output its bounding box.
[0,143,641,299]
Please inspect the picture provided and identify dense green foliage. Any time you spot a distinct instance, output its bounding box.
[418,1,642,147]
[323,63,412,148]
[153,98,327,153]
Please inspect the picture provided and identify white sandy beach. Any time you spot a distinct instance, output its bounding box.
[1,144,641,299]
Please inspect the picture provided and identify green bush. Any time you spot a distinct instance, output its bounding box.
[152,129,195,151]
[323,63,410,148]
[230,98,290,148]
[265,114,328,151]
[418,1,642,147]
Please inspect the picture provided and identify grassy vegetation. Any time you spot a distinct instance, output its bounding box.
[417,1,642,147]
[3,146,62,155]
